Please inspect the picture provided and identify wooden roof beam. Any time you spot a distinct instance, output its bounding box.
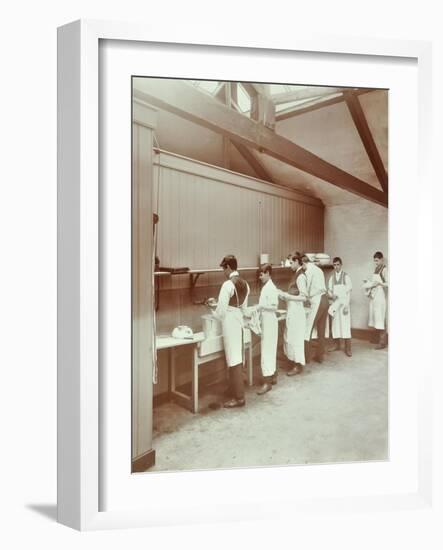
[240,82,258,98]
[232,142,275,183]
[133,81,388,207]
[214,82,226,102]
[344,91,388,193]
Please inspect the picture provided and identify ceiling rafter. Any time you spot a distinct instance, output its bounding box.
[240,82,258,98]
[133,81,387,207]
[250,83,270,96]
[344,92,388,193]
[214,82,226,102]
[232,141,275,183]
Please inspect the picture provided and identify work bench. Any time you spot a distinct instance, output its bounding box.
[156,329,253,414]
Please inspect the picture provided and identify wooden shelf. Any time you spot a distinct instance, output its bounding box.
[154,264,333,309]
[189,266,260,274]
[156,264,331,276]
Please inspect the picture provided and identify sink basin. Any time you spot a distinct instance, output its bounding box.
[201,314,222,338]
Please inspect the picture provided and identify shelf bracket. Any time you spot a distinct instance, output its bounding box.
[190,272,206,305]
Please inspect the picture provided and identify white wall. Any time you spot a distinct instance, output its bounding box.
[324,199,388,330]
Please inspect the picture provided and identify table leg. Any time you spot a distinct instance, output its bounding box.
[247,343,253,386]
[167,348,171,396]
[170,347,176,395]
[192,346,199,413]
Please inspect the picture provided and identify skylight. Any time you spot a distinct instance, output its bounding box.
[237,84,251,114]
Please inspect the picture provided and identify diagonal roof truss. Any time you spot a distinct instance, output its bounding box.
[134,80,388,207]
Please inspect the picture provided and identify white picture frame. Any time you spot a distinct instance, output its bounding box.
[57,19,435,531]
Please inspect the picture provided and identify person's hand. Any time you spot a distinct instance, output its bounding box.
[206,297,217,308]
[304,299,311,308]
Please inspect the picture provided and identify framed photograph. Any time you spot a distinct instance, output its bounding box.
[57,20,434,530]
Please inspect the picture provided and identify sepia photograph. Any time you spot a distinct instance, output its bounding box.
[131,77,388,473]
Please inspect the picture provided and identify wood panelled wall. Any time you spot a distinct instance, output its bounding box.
[154,151,324,282]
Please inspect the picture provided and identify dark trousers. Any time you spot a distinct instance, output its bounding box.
[310,294,329,359]
[228,364,245,400]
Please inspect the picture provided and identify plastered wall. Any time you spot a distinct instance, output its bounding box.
[324,199,388,330]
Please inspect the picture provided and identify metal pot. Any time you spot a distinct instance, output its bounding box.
[201,314,222,338]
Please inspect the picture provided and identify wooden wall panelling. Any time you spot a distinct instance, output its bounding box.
[155,155,324,285]
[194,174,210,270]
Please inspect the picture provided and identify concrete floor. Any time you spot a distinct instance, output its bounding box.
[150,339,388,472]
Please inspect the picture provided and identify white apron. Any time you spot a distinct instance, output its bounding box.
[284,300,306,365]
[222,306,245,367]
[328,271,352,339]
[304,293,321,341]
[259,280,278,376]
[214,274,249,367]
[368,273,387,330]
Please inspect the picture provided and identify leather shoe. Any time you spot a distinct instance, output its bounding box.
[223,398,246,408]
[256,383,272,395]
[328,341,340,352]
[271,374,278,385]
[287,365,303,376]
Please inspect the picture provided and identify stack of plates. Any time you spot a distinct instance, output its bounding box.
[315,253,331,265]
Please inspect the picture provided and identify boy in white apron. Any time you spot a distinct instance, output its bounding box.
[256,263,279,395]
[279,253,308,376]
[302,255,329,363]
[327,257,353,356]
[212,255,250,408]
[363,251,388,349]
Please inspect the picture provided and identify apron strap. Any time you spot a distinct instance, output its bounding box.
[233,285,240,307]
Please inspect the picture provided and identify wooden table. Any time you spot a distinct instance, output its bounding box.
[156,330,253,414]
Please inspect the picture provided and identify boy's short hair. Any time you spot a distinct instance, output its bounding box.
[220,255,237,270]
[291,253,303,265]
[259,263,273,275]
